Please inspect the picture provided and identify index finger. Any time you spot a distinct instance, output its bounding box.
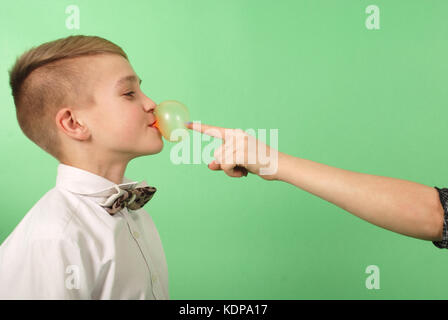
[185,122,228,139]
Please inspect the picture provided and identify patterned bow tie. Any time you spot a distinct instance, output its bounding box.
[99,185,157,215]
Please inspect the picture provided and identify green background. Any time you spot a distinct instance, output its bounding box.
[1,0,448,299]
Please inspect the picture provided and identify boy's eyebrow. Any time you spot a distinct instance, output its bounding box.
[115,75,142,88]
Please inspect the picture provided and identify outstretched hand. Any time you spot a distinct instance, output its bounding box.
[185,122,279,180]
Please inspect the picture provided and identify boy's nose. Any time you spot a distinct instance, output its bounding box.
[147,103,157,113]
[143,96,157,113]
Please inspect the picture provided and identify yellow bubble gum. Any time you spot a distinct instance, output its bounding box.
[154,100,190,142]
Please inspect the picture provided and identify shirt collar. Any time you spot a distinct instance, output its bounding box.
[55,163,150,203]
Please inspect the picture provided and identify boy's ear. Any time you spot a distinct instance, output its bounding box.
[75,119,90,137]
[55,108,90,140]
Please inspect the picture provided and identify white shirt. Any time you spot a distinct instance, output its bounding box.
[0,163,169,300]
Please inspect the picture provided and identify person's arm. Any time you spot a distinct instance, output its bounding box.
[275,152,444,242]
[185,122,445,243]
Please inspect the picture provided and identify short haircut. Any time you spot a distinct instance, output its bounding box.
[8,35,128,161]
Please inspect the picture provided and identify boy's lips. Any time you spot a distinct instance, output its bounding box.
[149,119,159,129]
[148,120,161,134]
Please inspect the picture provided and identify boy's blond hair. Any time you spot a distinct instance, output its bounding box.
[8,35,128,161]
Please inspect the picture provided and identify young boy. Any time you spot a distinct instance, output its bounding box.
[185,123,447,248]
[0,35,168,299]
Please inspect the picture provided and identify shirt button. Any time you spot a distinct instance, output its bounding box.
[151,274,158,283]
[133,231,140,239]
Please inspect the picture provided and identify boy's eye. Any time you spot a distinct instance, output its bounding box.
[124,91,135,97]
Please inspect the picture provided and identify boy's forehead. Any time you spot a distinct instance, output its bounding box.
[83,55,137,88]
[115,74,142,89]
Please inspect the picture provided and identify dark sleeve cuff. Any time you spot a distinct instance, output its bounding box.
[432,186,448,249]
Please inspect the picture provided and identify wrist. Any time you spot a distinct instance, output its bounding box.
[275,151,301,183]
[269,151,289,181]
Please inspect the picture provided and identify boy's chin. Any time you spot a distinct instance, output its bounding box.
[142,141,164,155]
